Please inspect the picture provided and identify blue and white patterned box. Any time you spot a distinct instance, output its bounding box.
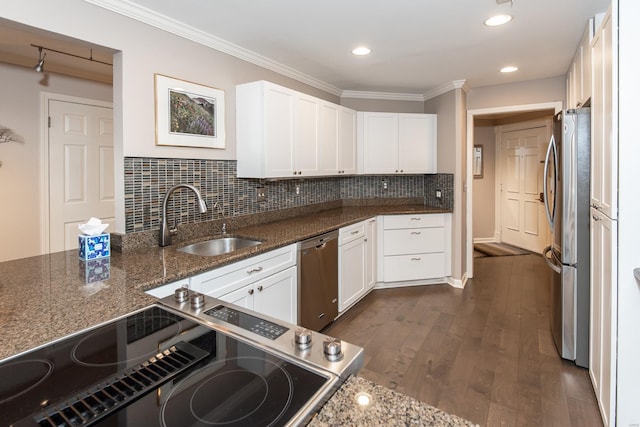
[78,233,110,260]
[80,257,111,283]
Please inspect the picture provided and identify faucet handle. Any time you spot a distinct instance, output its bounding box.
[169,219,179,234]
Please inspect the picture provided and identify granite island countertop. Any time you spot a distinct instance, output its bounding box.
[0,204,450,361]
[310,376,477,426]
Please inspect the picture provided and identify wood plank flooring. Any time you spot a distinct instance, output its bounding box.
[323,254,602,427]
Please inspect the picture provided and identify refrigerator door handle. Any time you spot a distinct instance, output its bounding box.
[543,245,562,273]
[543,134,557,232]
[634,268,640,284]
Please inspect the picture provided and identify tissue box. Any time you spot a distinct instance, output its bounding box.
[78,233,110,260]
[80,257,111,283]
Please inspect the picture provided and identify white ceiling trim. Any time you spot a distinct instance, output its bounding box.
[83,0,343,96]
[423,80,469,101]
[340,90,425,102]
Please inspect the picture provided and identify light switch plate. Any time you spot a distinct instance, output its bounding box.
[435,189,442,199]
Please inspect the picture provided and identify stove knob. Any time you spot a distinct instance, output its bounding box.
[294,328,312,349]
[190,292,205,309]
[174,287,189,303]
[323,337,342,360]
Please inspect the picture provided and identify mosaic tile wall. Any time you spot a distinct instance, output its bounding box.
[124,157,448,233]
[424,173,454,210]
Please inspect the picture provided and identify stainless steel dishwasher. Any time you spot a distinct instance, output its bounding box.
[298,230,339,331]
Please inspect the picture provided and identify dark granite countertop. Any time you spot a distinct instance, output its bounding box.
[310,376,477,426]
[0,204,449,361]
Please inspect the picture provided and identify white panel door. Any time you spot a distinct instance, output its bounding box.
[319,102,339,175]
[338,107,357,174]
[253,267,297,324]
[398,113,436,174]
[48,100,114,253]
[499,125,550,253]
[264,85,295,177]
[361,112,398,174]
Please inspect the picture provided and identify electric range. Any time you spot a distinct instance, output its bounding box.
[2,288,363,427]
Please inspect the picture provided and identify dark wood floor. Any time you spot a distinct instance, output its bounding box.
[324,254,602,427]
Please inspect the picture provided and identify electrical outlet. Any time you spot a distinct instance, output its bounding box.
[295,184,301,195]
[382,181,388,190]
[256,187,266,202]
[435,189,442,199]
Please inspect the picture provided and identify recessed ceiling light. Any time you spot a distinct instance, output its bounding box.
[484,14,513,26]
[501,66,518,73]
[352,46,371,56]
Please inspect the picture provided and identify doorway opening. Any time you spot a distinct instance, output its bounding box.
[466,102,562,278]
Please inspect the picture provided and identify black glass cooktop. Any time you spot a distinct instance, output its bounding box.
[2,306,329,427]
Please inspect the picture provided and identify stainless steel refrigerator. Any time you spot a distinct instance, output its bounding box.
[542,108,590,368]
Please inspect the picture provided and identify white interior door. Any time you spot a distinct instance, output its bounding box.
[48,100,114,253]
[499,125,550,253]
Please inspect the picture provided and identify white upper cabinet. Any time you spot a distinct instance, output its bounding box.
[318,103,356,175]
[236,81,355,178]
[358,112,437,174]
[567,18,594,109]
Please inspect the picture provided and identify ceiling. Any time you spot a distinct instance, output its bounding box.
[1,0,609,96]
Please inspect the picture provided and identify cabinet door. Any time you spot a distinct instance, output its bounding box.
[360,112,398,174]
[264,84,295,177]
[219,284,254,311]
[338,107,357,174]
[365,218,377,290]
[398,113,437,173]
[590,208,617,427]
[319,102,340,175]
[591,13,617,219]
[339,236,367,312]
[253,266,297,324]
[293,94,320,176]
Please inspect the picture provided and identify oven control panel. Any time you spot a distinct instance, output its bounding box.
[158,288,364,378]
[204,305,289,340]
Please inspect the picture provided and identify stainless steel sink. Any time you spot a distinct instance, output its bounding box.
[177,237,262,256]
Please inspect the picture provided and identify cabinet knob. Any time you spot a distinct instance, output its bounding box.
[257,285,263,292]
[248,289,254,295]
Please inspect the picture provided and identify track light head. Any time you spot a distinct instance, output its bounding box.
[33,47,46,73]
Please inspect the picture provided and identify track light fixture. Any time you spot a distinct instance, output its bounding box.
[31,43,112,73]
[33,46,46,73]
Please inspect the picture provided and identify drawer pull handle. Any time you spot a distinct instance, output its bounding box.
[351,230,360,235]
[257,285,263,292]
[410,217,422,221]
[247,266,263,274]
[410,231,422,235]
[411,257,422,261]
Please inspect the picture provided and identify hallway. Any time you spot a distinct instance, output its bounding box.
[324,254,602,426]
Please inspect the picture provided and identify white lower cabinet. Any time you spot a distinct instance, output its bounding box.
[145,244,298,324]
[218,266,297,324]
[379,213,451,283]
[338,219,375,313]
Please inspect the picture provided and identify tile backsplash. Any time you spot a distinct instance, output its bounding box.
[124,157,453,233]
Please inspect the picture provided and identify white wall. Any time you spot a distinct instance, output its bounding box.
[467,77,566,111]
[1,0,340,233]
[340,97,424,113]
[0,62,112,261]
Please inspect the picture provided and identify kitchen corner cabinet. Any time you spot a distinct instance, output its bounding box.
[338,219,375,313]
[590,11,617,219]
[236,80,356,178]
[567,18,594,109]
[357,112,437,174]
[379,213,451,283]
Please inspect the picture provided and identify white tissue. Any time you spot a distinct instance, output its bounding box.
[78,217,109,236]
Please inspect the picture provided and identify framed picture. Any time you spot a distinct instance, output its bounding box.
[473,145,483,179]
[154,74,225,148]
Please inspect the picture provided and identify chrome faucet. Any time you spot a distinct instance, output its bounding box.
[160,184,207,247]
[213,201,227,235]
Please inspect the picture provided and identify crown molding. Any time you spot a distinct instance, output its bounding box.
[340,90,425,102]
[423,79,469,101]
[83,0,342,96]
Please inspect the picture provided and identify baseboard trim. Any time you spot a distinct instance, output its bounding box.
[447,273,468,289]
[473,237,496,244]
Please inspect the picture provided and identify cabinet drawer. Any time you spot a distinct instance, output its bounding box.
[383,213,445,230]
[339,220,367,245]
[190,244,296,297]
[383,253,446,282]
[383,228,445,256]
